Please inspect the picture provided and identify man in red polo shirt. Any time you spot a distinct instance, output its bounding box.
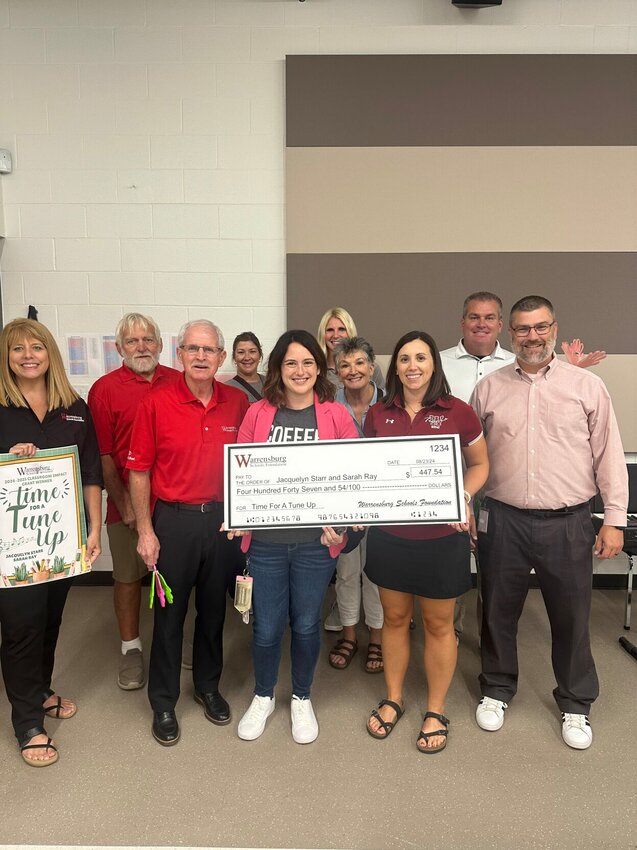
[127,319,249,746]
[88,313,180,691]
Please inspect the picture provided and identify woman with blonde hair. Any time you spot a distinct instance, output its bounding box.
[317,307,384,390]
[0,319,102,767]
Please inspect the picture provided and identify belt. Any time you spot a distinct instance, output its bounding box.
[491,499,589,517]
[159,499,221,514]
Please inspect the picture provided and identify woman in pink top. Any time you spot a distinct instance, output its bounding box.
[229,330,359,746]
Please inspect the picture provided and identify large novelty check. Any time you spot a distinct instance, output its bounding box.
[224,435,464,529]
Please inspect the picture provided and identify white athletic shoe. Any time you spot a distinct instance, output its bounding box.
[237,695,275,741]
[290,695,319,744]
[561,713,593,750]
[324,601,342,632]
[475,696,508,731]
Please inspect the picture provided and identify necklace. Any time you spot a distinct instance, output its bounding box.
[406,403,422,416]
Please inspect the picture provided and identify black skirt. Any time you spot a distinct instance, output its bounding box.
[364,527,471,599]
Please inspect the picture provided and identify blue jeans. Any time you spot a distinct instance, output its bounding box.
[248,539,336,699]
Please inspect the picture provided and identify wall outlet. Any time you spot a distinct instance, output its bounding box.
[0,149,13,174]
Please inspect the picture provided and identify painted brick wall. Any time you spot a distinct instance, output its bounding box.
[0,0,635,362]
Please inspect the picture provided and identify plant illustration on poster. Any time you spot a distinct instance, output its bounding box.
[0,445,89,588]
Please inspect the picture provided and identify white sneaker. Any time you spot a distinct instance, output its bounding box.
[290,695,319,744]
[561,713,592,750]
[476,696,508,731]
[324,601,342,632]
[237,695,275,741]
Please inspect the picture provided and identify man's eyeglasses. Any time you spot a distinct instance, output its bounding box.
[179,345,223,356]
[510,321,555,338]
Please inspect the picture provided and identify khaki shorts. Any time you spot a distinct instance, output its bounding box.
[106,522,148,583]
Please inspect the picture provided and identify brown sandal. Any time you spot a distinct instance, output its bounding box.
[365,642,384,674]
[328,638,358,669]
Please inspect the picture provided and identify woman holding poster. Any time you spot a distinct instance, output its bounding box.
[229,329,359,745]
[0,319,102,767]
[363,330,488,753]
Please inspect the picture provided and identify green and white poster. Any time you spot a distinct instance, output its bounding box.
[0,445,89,588]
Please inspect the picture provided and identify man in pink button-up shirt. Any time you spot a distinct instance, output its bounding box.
[470,295,627,751]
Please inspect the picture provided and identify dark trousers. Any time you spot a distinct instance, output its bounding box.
[478,498,599,714]
[0,578,72,739]
[148,500,238,713]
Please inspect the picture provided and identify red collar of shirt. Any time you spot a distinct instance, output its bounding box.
[119,362,166,385]
[174,373,228,407]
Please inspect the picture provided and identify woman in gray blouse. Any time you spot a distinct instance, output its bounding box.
[225,332,265,403]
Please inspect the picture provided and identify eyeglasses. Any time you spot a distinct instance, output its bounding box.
[510,321,555,338]
[179,345,223,356]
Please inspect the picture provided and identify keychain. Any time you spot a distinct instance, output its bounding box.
[149,564,174,609]
[234,560,253,624]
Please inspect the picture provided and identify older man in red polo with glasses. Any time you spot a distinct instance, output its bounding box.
[127,319,248,747]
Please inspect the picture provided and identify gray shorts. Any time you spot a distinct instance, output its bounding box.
[106,522,148,583]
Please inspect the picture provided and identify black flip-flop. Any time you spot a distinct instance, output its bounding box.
[43,694,77,719]
[19,726,59,767]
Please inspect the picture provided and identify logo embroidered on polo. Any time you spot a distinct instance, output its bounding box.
[222,426,238,431]
[385,419,395,424]
[61,413,84,422]
[423,414,448,430]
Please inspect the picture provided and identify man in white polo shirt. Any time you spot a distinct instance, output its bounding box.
[441,292,515,641]
[441,291,515,405]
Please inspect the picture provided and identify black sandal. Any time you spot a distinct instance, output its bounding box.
[367,699,404,739]
[329,638,358,669]
[19,726,58,767]
[416,711,449,754]
[365,642,384,674]
[43,691,77,719]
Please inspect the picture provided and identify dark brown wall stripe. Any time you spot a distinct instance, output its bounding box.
[286,55,637,148]
[286,252,637,355]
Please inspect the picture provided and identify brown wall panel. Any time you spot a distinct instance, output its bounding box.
[286,146,637,254]
[586,357,637,451]
[286,252,637,354]
[286,55,637,148]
